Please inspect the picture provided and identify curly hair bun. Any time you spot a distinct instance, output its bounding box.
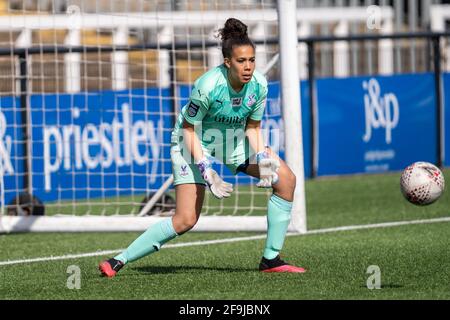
[217,18,254,58]
[219,18,248,41]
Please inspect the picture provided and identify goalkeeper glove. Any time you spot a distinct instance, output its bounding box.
[196,157,233,199]
[256,149,280,188]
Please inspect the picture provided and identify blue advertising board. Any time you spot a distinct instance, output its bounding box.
[316,73,437,176]
[0,96,25,205]
[1,88,173,204]
[0,73,444,205]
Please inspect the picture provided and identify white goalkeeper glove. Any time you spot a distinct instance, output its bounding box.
[196,157,233,199]
[256,149,280,188]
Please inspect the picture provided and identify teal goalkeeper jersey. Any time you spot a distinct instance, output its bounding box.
[171,64,268,158]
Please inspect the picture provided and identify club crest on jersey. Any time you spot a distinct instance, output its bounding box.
[179,165,189,177]
[246,94,256,107]
[187,102,200,117]
[231,97,242,107]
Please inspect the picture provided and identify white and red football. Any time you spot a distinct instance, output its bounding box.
[400,162,445,206]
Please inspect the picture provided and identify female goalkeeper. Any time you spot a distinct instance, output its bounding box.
[99,18,306,277]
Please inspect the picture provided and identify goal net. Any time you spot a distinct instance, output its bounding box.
[0,0,306,233]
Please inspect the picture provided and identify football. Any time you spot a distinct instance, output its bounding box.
[400,162,445,206]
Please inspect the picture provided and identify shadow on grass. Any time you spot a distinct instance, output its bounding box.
[132,265,257,274]
[359,283,404,289]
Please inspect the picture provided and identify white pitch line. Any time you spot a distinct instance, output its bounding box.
[0,216,449,267]
[304,216,450,235]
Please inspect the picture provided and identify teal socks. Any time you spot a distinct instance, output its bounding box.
[115,218,178,264]
[263,194,293,260]
[114,196,292,264]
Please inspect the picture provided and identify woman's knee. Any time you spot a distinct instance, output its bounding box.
[289,171,297,190]
[273,168,296,200]
[183,214,199,230]
[174,184,204,234]
[279,169,296,190]
[173,212,199,233]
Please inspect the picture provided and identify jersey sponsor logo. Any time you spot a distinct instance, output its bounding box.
[214,115,245,125]
[246,94,256,107]
[187,102,200,117]
[231,97,242,107]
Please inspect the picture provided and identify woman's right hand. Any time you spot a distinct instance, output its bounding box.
[196,158,233,199]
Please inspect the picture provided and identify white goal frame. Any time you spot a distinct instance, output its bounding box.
[0,2,395,234]
[0,1,305,233]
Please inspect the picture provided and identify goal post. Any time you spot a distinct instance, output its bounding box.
[277,0,307,233]
[0,1,306,233]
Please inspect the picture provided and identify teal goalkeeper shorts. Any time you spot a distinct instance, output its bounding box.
[170,142,253,186]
